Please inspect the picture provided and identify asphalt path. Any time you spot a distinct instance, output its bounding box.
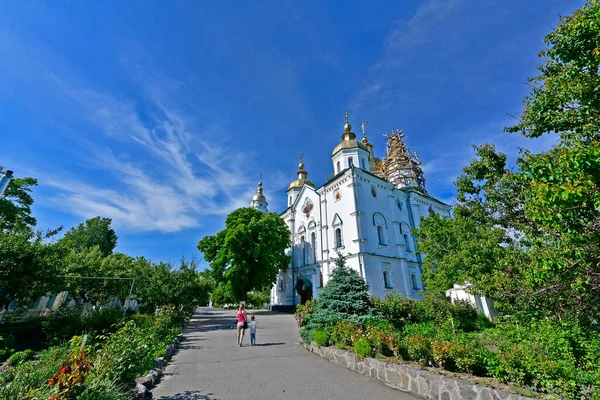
[151,307,419,400]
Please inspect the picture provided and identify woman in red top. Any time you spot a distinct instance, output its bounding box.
[236,304,247,346]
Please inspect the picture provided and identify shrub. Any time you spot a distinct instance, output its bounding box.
[372,294,423,328]
[402,332,433,365]
[354,338,371,359]
[295,299,317,328]
[313,329,329,347]
[330,321,357,348]
[431,340,487,375]
[6,349,35,366]
[364,323,400,357]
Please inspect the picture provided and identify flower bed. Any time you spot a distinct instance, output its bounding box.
[0,306,185,400]
[296,295,600,400]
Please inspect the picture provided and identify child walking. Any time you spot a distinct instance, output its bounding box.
[249,315,258,346]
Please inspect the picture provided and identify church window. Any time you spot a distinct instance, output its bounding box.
[377,225,386,245]
[361,158,366,169]
[348,157,354,167]
[300,236,306,266]
[278,275,285,291]
[336,161,341,173]
[411,273,420,290]
[334,189,341,201]
[404,234,411,252]
[383,270,392,289]
[397,199,402,211]
[371,185,377,197]
[289,196,292,206]
[334,228,343,248]
[428,205,434,215]
[311,232,316,263]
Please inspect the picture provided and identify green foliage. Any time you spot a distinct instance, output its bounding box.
[246,288,270,309]
[330,320,356,348]
[198,207,291,302]
[6,349,35,366]
[0,307,123,347]
[353,338,371,359]
[0,228,65,311]
[211,281,237,307]
[311,252,374,326]
[432,339,488,375]
[414,0,600,324]
[0,166,38,232]
[313,329,329,346]
[59,217,118,258]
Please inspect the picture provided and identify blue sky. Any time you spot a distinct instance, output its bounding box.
[0,0,579,266]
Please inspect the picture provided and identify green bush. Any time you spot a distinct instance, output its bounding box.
[364,323,400,357]
[313,329,329,346]
[246,289,270,309]
[431,339,487,375]
[402,332,433,365]
[330,321,357,348]
[354,338,371,359]
[6,349,35,366]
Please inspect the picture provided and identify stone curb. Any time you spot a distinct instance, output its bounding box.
[132,314,191,399]
[302,342,535,400]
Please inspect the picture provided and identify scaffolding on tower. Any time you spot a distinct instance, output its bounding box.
[377,129,427,193]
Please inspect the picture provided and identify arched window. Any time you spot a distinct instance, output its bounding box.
[300,236,306,266]
[311,232,316,263]
[336,161,341,173]
[289,196,292,206]
[377,225,385,245]
[335,228,342,248]
[404,234,411,252]
[348,157,354,167]
[411,273,420,290]
[361,158,366,169]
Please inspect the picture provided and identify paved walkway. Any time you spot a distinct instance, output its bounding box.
[151,307,418,400]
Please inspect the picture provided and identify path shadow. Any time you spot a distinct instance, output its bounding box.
[252,342,285,347]
[154,391,217,400]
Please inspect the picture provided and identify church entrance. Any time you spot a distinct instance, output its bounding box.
[296,276,313,305]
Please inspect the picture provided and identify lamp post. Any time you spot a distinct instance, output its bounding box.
[0,170,13,199]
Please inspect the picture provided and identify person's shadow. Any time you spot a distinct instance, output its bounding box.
[252,342,285,347]
[155,390,216,399]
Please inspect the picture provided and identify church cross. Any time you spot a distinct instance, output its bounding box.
[343,111,351,123]
[360,121,368,136]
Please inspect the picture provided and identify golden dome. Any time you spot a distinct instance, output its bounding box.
[362,136,369,144]
[288,178,316,191]
[344,122,352,133]
[332,139,368,156]
[299,161,305,170]
[252,192,266,201]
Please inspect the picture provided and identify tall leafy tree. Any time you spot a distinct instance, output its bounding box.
[60,216,118,257]
[0,230,65,313]
[416,1,600,322]
[504,0,600,321]
[0,167,37,232]
[198,207,290,302]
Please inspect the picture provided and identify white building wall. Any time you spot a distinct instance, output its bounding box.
[272,166,452,308]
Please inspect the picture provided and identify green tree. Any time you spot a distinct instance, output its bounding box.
[416,1,600,322]
[504,1,600,321]
[0,167,37,232]
[198,207,290,302]
[60,217,118,257]
[312,252,374,325]
[0,229,65,313]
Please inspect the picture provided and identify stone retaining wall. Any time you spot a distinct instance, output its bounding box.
[303,342,534,400]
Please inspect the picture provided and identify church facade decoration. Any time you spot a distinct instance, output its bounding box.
[266,113,451,309]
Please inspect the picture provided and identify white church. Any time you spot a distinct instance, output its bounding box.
[249,113,451,310]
